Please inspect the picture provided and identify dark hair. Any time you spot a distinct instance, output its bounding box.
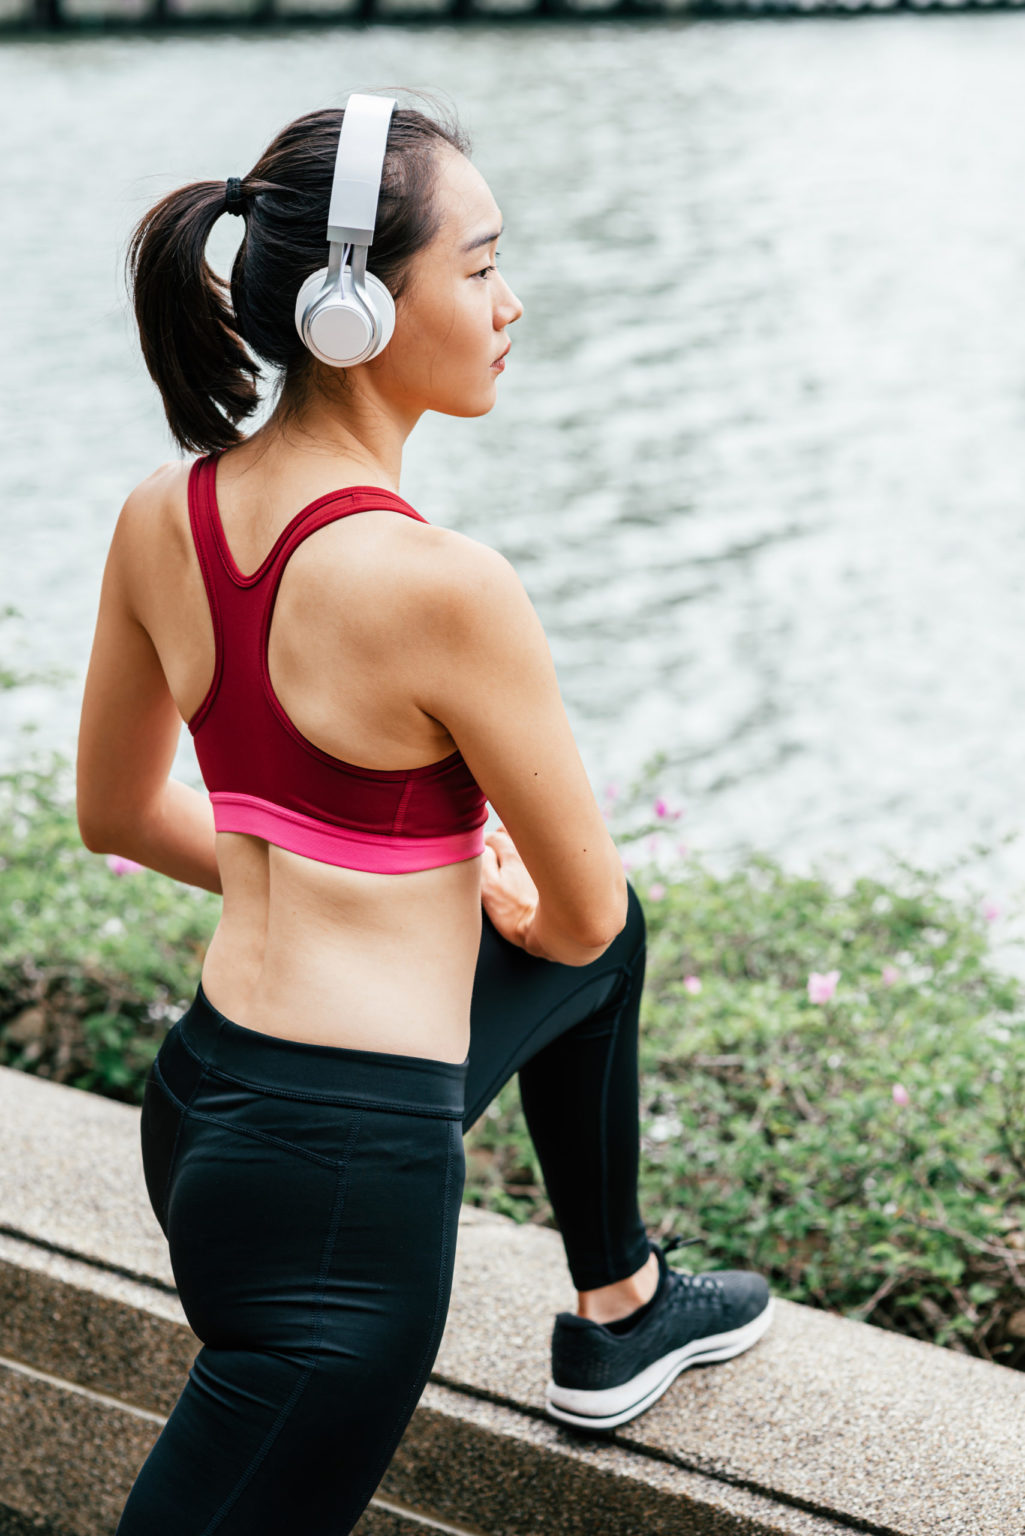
[126,96,471,455]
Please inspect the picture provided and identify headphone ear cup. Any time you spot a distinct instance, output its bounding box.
[294,266,331,353]
[294,266,395,367]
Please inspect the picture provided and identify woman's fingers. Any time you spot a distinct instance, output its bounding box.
[479,823,542,950]
[484,825,517,865]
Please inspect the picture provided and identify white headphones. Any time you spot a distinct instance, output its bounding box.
[294,93,397,368]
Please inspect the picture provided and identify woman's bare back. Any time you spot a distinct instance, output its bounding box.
[125,446,484,1063]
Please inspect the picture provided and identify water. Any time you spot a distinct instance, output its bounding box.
[3,16,1025,967]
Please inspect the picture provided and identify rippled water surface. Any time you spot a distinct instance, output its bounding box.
[3,16,1025,955]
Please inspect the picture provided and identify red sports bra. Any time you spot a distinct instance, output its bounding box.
[186,453,488,873]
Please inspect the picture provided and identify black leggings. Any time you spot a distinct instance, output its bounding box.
[116,882,651,1536]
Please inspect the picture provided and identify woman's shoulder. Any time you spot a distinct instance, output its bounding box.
[388,521,543,670]
[106,460,194,580]
[114,459,191,535]
[404,521,528,620]
[114,458,190,504]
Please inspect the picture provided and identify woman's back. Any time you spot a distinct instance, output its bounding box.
[120,440,491,1061]
[78,97,628,1067]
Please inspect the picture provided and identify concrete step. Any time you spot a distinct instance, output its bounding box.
[1,1063,1023,1535]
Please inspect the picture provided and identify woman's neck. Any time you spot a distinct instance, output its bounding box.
[255,373,421,491]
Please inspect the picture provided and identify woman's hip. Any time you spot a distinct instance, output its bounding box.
[141,981,467,1344]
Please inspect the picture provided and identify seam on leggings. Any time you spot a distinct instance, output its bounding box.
[349,1121,457,1517]
[597,991,621,1280]
[154,1057,346,1171]
[463,964,629,1130]
[191,1104,351,1171]
[597,932,648,1281]
[151,1048,207,1229]
[175,1027,463,1121]
[199,1110,363,1536]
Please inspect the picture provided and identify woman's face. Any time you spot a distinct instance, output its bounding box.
[373,146,523,419]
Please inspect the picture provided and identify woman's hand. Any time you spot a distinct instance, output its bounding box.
[480,826,616,965]
[481,825,541,952]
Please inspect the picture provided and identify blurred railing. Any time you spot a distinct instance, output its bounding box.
[5,0,1025,32]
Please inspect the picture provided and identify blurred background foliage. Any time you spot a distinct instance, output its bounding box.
[2,744,1023,1370]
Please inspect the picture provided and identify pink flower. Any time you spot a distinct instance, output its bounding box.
[892,1083,910,1107]
[106,854,144,876]
[983,901,1000,923]
[621,854,634,872]
[882,964,900,986]
[648,882,666,901]
[676,841,689,859]
[683,975,702,994]
[654,797,683,821]
[807,969,840,1004]
[604,782,620,803]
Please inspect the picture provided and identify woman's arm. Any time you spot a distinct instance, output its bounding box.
[480,823,616,967]
[412,533,628,966]
[76,493,222,895]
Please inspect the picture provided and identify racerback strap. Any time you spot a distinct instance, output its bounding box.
[185,452,429,733]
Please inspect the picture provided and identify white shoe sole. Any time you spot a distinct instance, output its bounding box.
[545,1295,775,1431]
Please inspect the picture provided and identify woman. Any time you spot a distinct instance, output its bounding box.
[76,93,772,1535]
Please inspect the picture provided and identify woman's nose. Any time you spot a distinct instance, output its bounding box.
[498,278,524,325]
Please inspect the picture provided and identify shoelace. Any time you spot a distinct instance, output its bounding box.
[659,1234,726,1308]
[661,1234,702,1256]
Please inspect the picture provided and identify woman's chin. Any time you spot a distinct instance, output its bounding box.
[437,388,500,420]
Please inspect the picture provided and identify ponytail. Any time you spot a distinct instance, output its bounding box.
[126,179,260,454]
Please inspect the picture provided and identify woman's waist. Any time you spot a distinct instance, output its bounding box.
[173,979,468,1118]
[203,888,480,1062]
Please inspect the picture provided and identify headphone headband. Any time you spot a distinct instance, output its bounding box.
[327,93,396,247]
[294,91,398,368]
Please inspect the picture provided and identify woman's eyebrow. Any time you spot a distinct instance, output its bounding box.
[460,224,504,253]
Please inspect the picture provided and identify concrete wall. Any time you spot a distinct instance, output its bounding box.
[1,1063,1023,1535]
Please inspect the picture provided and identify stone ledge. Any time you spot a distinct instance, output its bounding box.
[0,1343,855,1536]
[379,1382,856,1536]
[0,1507,76,1536]
[0,1502,484,1536]
[440,1219,1025,1535]
[2,1063,1024,1535]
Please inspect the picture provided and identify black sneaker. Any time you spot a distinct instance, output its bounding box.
[545,1235,773,1431]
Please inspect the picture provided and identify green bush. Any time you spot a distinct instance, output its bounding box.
[467,831,1025,1373]
[2,750,1024,1369]
[0,753,219,1096]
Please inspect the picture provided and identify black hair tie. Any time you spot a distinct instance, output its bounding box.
[224,177,246,216]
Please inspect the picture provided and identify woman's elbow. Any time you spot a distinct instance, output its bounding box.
[77,809,110,853]
[576,868,630,951]
[76,787,118,854]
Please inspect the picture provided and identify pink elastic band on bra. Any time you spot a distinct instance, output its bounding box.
[211,792,485,873]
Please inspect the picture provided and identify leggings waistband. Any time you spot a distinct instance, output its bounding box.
[176,981,467,1120]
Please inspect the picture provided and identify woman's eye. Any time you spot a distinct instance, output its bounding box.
[474,251,502,279]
